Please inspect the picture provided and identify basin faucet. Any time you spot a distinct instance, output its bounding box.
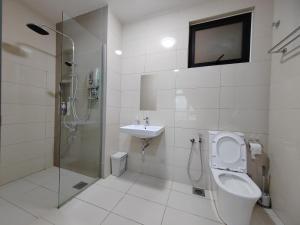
[143,117,149,126]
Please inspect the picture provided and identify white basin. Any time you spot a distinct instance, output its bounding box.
[120,124,165,139]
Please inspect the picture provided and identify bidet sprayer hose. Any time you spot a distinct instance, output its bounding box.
[187,135,203,188]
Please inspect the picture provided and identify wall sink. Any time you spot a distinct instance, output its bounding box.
[120,124,165,139]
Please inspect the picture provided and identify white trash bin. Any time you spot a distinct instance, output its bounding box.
[111,152,128,176]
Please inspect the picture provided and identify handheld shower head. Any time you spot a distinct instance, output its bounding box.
[26,23,49,35]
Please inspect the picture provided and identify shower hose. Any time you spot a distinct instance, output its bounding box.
[187,136,203,188]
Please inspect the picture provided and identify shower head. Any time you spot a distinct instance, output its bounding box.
[26,23,49,35]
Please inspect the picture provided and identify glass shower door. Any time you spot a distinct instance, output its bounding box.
[58,12,104,206]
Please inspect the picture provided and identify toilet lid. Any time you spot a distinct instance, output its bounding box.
[211,132,247,173]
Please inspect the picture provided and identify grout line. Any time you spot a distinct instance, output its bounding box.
[125,192,168,207]
[99,173,144,225]
[160,185,173,225]
[109,211,144,225]
[166,204,223,224]
[38,216,56,225]
[0,195,39,220]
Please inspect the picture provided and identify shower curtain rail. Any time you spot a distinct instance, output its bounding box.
[268,25,300,54]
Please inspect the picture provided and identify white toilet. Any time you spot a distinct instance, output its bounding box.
[209,131,261,225]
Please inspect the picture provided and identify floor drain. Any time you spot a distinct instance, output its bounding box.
[73,182,88,190]
[192,187,206,197]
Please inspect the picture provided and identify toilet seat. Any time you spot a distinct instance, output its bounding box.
[211,131,247,173]
[211,168,261,199]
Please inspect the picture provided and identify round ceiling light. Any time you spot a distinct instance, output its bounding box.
[161,37,176,48]
[115,50,123,55]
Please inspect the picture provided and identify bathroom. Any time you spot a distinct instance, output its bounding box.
[0,0,299,224]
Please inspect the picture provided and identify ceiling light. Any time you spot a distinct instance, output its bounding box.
[173,69,180,72]
[161,37,176,48]
[115,50,122,55]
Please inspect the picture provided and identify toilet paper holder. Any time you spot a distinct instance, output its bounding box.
[247,139,263,159]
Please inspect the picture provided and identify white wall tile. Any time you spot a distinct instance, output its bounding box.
[251,35,272,62]
[1,104,46,125]
[107,89,121,107]
[123,39,147,57]
[106,107,121,125]
[220,86,269,110]
[220,109,269,133]
[157,90,176,109]
[175,88,219,110]
[176,67,221,88]
[121,90,140,109]
[119,108,143,125]
[176,50,188,69]
[1,123,45,146]
[145,50,177,72]
[144,110,175,128]
[221,62,271,86]
[175,110,219,130]
[122,55,145,74]
[121,74,141,91]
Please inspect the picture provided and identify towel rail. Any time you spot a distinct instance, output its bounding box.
[268,26,300,54]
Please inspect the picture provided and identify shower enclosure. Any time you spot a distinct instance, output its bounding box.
[1,0,107,207]
[56,11,106,206]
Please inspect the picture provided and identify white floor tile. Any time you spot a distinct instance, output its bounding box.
[171,182,211,199]
[171,182,194,195]
[128,176,171,204]
[0,198,37,225]
[76,185,124,210]
[167,191,219,222]
[102,213,142,225]
[162,207,222,225]
[6,186,58,217]
[24,169,59,192]
[113,195,165,225]
[137,174,172,189]
[96,171,139,193]
[0,179,38,200]
[45,198,108,225]
[28,219,54,225]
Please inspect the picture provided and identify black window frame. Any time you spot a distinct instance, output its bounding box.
[188,12,252,68]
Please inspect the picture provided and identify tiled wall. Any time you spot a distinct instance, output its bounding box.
[268,0,300,224]
[0,0,56,185]
[119,0,273,187]
[103,8,122,177]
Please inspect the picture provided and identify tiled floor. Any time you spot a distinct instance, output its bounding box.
[0,168,275,225]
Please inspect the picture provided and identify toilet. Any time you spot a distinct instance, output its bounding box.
[209,131,261,225]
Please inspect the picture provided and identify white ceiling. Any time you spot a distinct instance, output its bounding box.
[108,0,206,23]
[17,0,107,24]
[17,0,207,24]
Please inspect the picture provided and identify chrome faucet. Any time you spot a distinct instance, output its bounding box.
[143,117,149,126]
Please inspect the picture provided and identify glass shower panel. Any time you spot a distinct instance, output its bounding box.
[58,12,103,206]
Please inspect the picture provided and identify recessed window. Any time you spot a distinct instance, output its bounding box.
[188,12,252,68]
